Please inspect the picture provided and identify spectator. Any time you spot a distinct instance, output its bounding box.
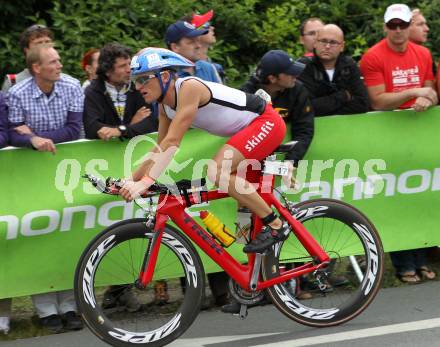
[409,9,429,45]
[0,92,10,333]
[0,300,10,335]
[360,4,437,284]
[195,9,230,301]
[8,44,82,151]
[165,20,222,83]
[83,42,155,313]
[0,92,8,148]
[409,9,435,71]
[298,24,370,116]
[408,6,438,281]
[2,24,54,92]
[7,43,83,332]
[360,4,438,112]
[189,9,226,82]
[190,9,215,61]
[165,19,227,308]
[83,42,158,140]
[298,17,324,63]
[241,50,314,165]
[408,9,437,91]
[81,48,100,90]
[0,25,50,328]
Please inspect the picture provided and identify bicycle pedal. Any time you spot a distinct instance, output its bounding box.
[238,304,248,319]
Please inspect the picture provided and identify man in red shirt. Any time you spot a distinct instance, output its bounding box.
[360,4,437,112]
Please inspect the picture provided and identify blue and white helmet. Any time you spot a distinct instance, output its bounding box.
[130,47,194,76]
[130,47,194,102]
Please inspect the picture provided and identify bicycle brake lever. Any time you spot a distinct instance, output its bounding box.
[82,173,108,193]
[94,178,108,193]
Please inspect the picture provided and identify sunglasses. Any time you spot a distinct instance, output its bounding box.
[131,73,158,86]
[386,20,411,30]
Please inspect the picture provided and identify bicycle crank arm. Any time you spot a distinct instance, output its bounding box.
[249,253,263,291]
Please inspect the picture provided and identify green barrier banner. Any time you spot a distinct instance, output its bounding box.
[1,108,440,298]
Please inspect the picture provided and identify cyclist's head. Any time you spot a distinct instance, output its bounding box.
[130,47,194,103]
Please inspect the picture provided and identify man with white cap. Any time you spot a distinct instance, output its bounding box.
[360,4,437,285]
[360,3,438,112]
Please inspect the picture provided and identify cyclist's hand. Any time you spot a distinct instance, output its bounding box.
[119,179,150,202]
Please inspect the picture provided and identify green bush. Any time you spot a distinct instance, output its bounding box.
[0,0,438,86]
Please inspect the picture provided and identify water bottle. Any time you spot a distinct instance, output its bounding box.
[200,211,236,247]
[235,207,252,244]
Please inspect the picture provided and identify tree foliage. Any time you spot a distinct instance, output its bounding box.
[0,0,438,86]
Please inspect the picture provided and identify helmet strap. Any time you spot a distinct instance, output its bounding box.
[157,71,174,103]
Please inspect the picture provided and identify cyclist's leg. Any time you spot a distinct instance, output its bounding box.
[209,144,274,218]
[208,104,288,252]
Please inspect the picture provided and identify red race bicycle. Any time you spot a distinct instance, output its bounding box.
[74,142,384,347]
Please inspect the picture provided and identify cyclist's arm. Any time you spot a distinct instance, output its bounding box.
[157,104,171,144]
[161,79,208,148]
[132,79,208,181]
[131,106,171,181]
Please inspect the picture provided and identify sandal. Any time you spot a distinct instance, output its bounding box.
[417,267,436,280]
[397,272,422,284]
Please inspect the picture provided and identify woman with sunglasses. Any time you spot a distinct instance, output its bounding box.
[120,47,292,253]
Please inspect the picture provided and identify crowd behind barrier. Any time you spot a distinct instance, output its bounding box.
[0,2,439,337]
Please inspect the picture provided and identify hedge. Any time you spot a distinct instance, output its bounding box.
[0,0,439,86]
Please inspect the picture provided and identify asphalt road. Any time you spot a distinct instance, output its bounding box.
[2,281,440,347]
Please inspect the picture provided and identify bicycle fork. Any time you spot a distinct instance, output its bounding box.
[136,214,168,289]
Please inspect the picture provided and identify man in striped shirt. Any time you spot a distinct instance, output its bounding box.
[8,44,83,153]
[6,43,84,332]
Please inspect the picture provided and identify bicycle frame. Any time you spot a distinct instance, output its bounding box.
[139,174,330,292]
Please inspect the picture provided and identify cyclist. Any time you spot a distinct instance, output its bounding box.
[120,47,289,253]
